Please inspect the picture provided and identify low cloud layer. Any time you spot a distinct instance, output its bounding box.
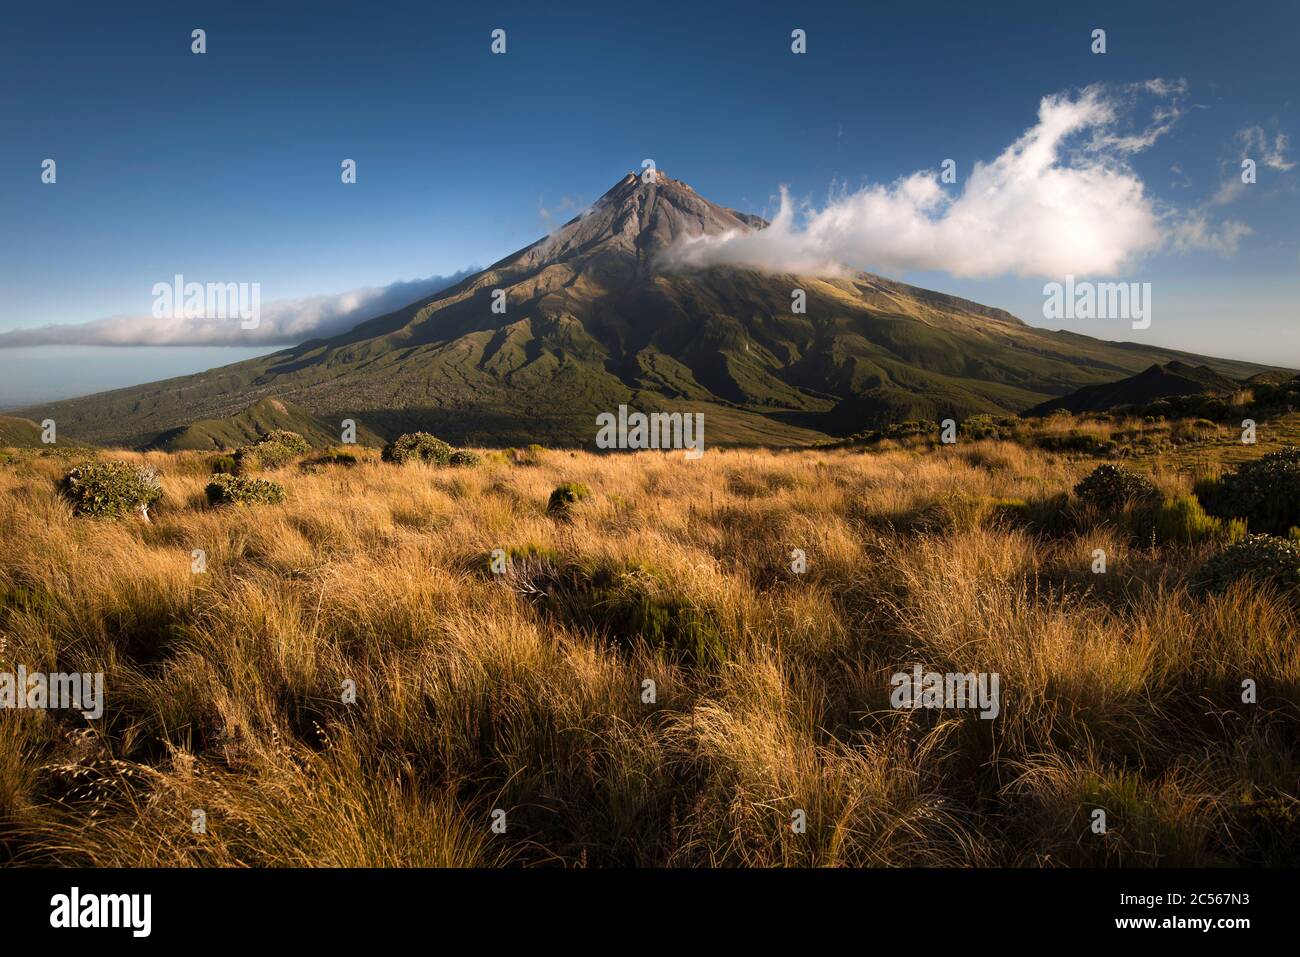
[0,270,476,348]
[665,82,1249,279]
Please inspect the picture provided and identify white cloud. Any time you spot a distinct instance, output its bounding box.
[0,270,475,348]
[664,82,1242,279]
[1170,211,1251,256]
[1238,124,1296,171]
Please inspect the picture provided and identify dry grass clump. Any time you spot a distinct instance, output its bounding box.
[1,434,1296,867]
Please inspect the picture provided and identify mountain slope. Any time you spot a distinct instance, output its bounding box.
[146,397,385,451]
[0,415,47,448]
[1026,361,1242,416]
[0,414,94,450]
[17,172,1285,448]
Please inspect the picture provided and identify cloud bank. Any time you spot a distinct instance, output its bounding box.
[665,82,1248,279]
[0,270,477,348]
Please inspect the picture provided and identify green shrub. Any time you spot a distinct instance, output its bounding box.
[990,492,1077,537]
[1196,446,1300,535]
[259,429,311,455]
[593,579,725,667]
[206,473,287,507]
[1155,494,1245,546]
[860,420,933,444]
[1198,534,1300,592]
[211,454,237,474]
[300,448,359,471]
[1073,464,1159,512]
[382,432,453,466]
[234,430,311,473]
[60,461,163,519]
[483,547,724,665]
[547,482,591,516]
[1036,431,1118,455]
[448,449,483,467]
[523,558,725,666]
[960,415,1010,441]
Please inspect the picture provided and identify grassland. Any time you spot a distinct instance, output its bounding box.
[1,418,1297,867]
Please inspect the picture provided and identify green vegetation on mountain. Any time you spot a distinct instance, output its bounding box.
[0,416,46,448]
[146,397,383,451]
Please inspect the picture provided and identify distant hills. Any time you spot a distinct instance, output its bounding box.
[0,414,94,451]
[0,415,45,448]
[12,172,1288,449]
[1026,361,1242,416]
[145,397,384,451]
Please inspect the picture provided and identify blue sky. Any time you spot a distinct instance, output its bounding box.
[1,0,1297,406]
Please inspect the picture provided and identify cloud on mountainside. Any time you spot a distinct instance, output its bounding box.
[664,81,1251,279]
[0,270,477,348]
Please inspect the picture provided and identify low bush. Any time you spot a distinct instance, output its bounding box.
[206,473,287,507]
[300,448,360,471]
[547,482,591,516]
[1036,431,1118,455]
[234,430,312,473]
[1198,534,1300,592]
[1196,446,1300,535]
[448,449,482,468]
[60,461,163,520]
[990,493,1077,537]
[960,415,1013,441]
[1155,494,1246,546]
[382,432,453,466]
[1073,464,1160,512]
[506,554,726,666]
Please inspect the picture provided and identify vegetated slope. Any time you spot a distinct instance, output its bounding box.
[1025,361,1243,416]
[0,415,46,448]
[145,397,384,451]
[19,172,1284,448]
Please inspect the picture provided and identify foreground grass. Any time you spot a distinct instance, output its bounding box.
[0,440,1297,866]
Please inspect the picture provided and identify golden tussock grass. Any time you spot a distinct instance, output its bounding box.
[0,441,1296,866]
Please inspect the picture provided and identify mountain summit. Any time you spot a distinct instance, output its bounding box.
[23,172,1277,448]
[514,171,765,273]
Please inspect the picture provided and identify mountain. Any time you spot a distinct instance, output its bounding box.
[145,397,384,451]
[0,415,47,448]
[1025,361,1242,416]
[0,414,94,450]
[16,171,1284,448]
